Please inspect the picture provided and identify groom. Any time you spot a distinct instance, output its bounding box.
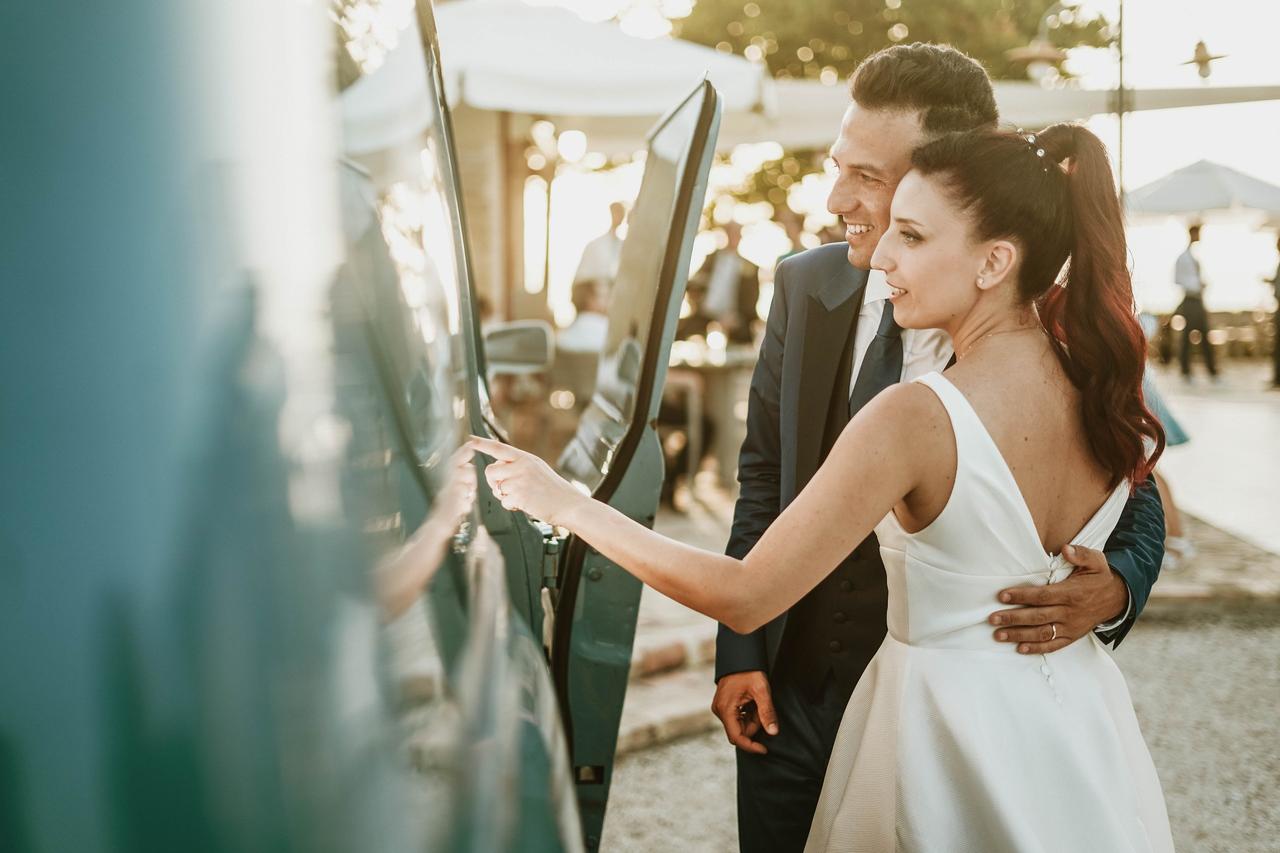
[713,43,1166,851]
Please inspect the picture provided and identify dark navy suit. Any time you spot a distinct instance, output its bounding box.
[717,242,1166,852]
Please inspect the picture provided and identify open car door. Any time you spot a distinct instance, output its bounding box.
[340,1,722,843]
[548,81,723,850]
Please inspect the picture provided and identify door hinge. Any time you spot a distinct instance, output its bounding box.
[536,521,563,589]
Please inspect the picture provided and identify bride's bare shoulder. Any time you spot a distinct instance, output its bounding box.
[850,378,953,452]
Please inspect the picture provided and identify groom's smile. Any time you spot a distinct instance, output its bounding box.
[844,220,877,249]
[825,103,925,269]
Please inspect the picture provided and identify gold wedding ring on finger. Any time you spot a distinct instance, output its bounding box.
[1050,623,1058,641]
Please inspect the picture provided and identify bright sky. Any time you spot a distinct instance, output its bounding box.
[531,0,1280,323]
[1072,0,1280,311]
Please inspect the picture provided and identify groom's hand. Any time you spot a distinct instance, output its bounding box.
[711,671,778,755]
[988,544,1129,655]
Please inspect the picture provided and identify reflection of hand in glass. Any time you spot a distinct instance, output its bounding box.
[376,446,476,619]
[468,436,587,528]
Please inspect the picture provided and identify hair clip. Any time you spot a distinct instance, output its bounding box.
[1018,130,1051,173]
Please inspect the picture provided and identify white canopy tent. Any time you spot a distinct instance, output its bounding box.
[493,77,1280,155]
[428,0,1280,154]
[1126,159,1280,222]
[434,0,770,120]
[345,1,1280,156]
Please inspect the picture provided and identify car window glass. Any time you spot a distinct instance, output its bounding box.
[336,0,470,477]
[556,91,711,493]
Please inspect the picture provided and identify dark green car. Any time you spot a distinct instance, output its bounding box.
[1,1,720,851]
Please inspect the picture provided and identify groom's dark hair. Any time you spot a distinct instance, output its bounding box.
[850,43,998,135]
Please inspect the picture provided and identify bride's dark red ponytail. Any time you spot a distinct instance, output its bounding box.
[1034,125,1164,486]
[912,124,1164,487]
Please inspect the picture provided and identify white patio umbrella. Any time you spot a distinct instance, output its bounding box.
[433,0,770,118]
[1126,159,1280,219]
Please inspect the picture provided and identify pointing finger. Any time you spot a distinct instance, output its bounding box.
[467,435,520,462]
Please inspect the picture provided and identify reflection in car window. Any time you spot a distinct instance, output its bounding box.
[330,5,482,845]
[558,92,709,493]
[329,6,586,849]
[337,0,470,482]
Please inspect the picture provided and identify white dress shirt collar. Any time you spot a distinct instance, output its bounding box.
[863,268,893,303]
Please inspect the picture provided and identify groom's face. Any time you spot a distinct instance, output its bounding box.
[826,103,927,269]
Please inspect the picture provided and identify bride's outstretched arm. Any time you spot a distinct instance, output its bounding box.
[468,383,939,634]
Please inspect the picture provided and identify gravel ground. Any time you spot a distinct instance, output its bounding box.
[602,599,1280,852]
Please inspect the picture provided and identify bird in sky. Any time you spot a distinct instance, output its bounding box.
[1181,40,1227,79]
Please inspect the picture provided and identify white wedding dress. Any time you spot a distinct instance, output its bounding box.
[805,372,1174,852]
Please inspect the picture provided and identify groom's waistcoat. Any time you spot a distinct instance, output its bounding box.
[772,271,888,703]
[719,243,893,704]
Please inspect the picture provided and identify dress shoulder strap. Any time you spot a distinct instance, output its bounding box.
[911,371,987,452]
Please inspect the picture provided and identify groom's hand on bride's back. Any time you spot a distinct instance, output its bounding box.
[712,670,779,754]
[987,545,1130,655]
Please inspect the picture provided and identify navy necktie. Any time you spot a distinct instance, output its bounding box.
[849,300,904,417]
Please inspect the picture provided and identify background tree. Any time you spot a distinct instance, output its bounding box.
[673,0,1113,81]
[673,1,1114,210]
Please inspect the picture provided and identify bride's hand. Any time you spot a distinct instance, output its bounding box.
[467,435,587,527]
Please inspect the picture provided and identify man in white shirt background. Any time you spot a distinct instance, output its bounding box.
[1173,223,1219,380]
[557,279,610,354]
[573,201,625,290]
[688,219,761,344]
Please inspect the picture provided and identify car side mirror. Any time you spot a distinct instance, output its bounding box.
[484,320,554,377]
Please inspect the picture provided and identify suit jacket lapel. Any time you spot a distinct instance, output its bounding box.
[793,267,868,492]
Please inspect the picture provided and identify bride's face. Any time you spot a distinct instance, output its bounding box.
[870,170,994,331]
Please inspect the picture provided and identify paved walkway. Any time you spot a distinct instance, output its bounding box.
[1150,361,1280,556]
[606,597,1280,853]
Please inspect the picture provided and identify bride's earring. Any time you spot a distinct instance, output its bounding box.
[976,275,985,287]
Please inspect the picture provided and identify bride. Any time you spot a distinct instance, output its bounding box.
[470,123,1174,851]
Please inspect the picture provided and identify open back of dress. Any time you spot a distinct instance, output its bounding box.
[805,372,1173,853]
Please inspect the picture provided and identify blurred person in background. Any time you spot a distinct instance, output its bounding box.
[776,206,809,264]
[558,278,610,353]
[574,200,626,288]
[689,218,761,344]
[1140,315,1195,570]
[656,387,716,511]
[476,294,498,333]
[1173,223,1218,381]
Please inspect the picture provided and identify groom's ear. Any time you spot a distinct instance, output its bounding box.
[976,240,1017,292]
